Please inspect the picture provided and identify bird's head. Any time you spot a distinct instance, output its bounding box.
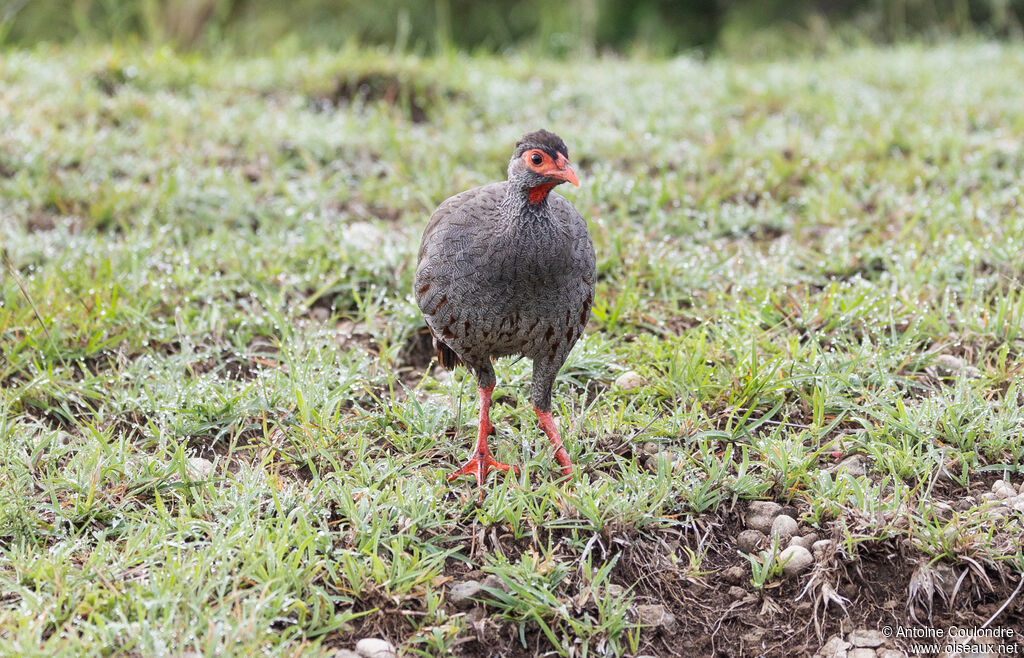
[508,129,579,204]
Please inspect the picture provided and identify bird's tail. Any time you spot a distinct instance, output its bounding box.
[435,337,461,370]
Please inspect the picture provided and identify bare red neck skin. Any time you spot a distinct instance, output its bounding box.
[528,182,557,204]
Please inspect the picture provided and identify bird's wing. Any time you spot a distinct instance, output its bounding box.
[414,182,507,362]
[416,182,506,265]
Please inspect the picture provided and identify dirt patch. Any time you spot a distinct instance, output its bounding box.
[319,514,1024,657]
[16,391,97,431]
[186,349,262,381]
[17,209,82,233]
[401,325,435,372]
[332,198,404,224]
[310,71,463,124]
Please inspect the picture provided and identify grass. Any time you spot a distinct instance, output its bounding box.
[2,41,1024,655]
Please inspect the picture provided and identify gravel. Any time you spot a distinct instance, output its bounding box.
[812,539,835,558]
[737,529,766,553]
[723,565,747,584]
[778,545,814,577]
[770,514,799,544]
[186,457,214,479]
[614,370,646,390]
[849,629,885,647]
[789,533,818,551]
[745,501,782,533]
[448,580,482,609]
[481,574,511,594]
[816,635,851,657]
[848,649,878,658]
[635,603,678,632]
[355,638,398,658]
[832,454,868,477]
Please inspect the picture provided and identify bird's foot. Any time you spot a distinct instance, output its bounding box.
[447,451,520,486]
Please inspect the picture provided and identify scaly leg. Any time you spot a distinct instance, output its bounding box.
[448,385,520,485]
[534,406,572,478]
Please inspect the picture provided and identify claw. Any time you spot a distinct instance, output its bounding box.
[447,451,520,486]
[448,385,520,487]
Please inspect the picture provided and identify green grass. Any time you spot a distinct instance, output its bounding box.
[2,42,1024,655]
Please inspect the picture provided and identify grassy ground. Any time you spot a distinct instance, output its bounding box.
[2,42,1023,656]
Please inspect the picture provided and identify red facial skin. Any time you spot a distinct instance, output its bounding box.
[521,149,579,204]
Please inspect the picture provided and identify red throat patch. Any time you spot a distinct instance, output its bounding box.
[528,182,557,204]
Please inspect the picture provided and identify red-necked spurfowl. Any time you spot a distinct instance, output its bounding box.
[415,130,596,486]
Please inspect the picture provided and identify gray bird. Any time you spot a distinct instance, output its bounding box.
[415,130,596,486]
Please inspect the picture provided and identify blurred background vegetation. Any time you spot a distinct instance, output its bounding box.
[2,0,1022,57]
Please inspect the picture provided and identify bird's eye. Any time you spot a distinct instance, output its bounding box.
[530,153,543,166]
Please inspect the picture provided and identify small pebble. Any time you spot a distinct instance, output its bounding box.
[448,580,482,609]
[186,457,214,479]
[771,514,799,543]
[877,651,906,658]
[849,629,885,648]
[778,546,814,577]
[745,501,782,533]
[333,651,361,658]
[817,635,851,657]
[355,638,397,658]
[728,585,747,600]
[635,603,677,632]
[788,534,815,551]
[833,454,867,477]
[812,539,834,557]
[747,501,782,517]
[736,529,765,554]
[614,370,646,391]
[481,574,510,595]
[935,354,981,378]
[723,565,746,584]
[994,484,1016,500]
[642,441,660,455]
[848,649,877,658]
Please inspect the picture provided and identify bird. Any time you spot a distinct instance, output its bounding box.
[414,129,596,486]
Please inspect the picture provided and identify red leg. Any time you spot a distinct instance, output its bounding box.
[534,407,572,479]
[448,386,520,485]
